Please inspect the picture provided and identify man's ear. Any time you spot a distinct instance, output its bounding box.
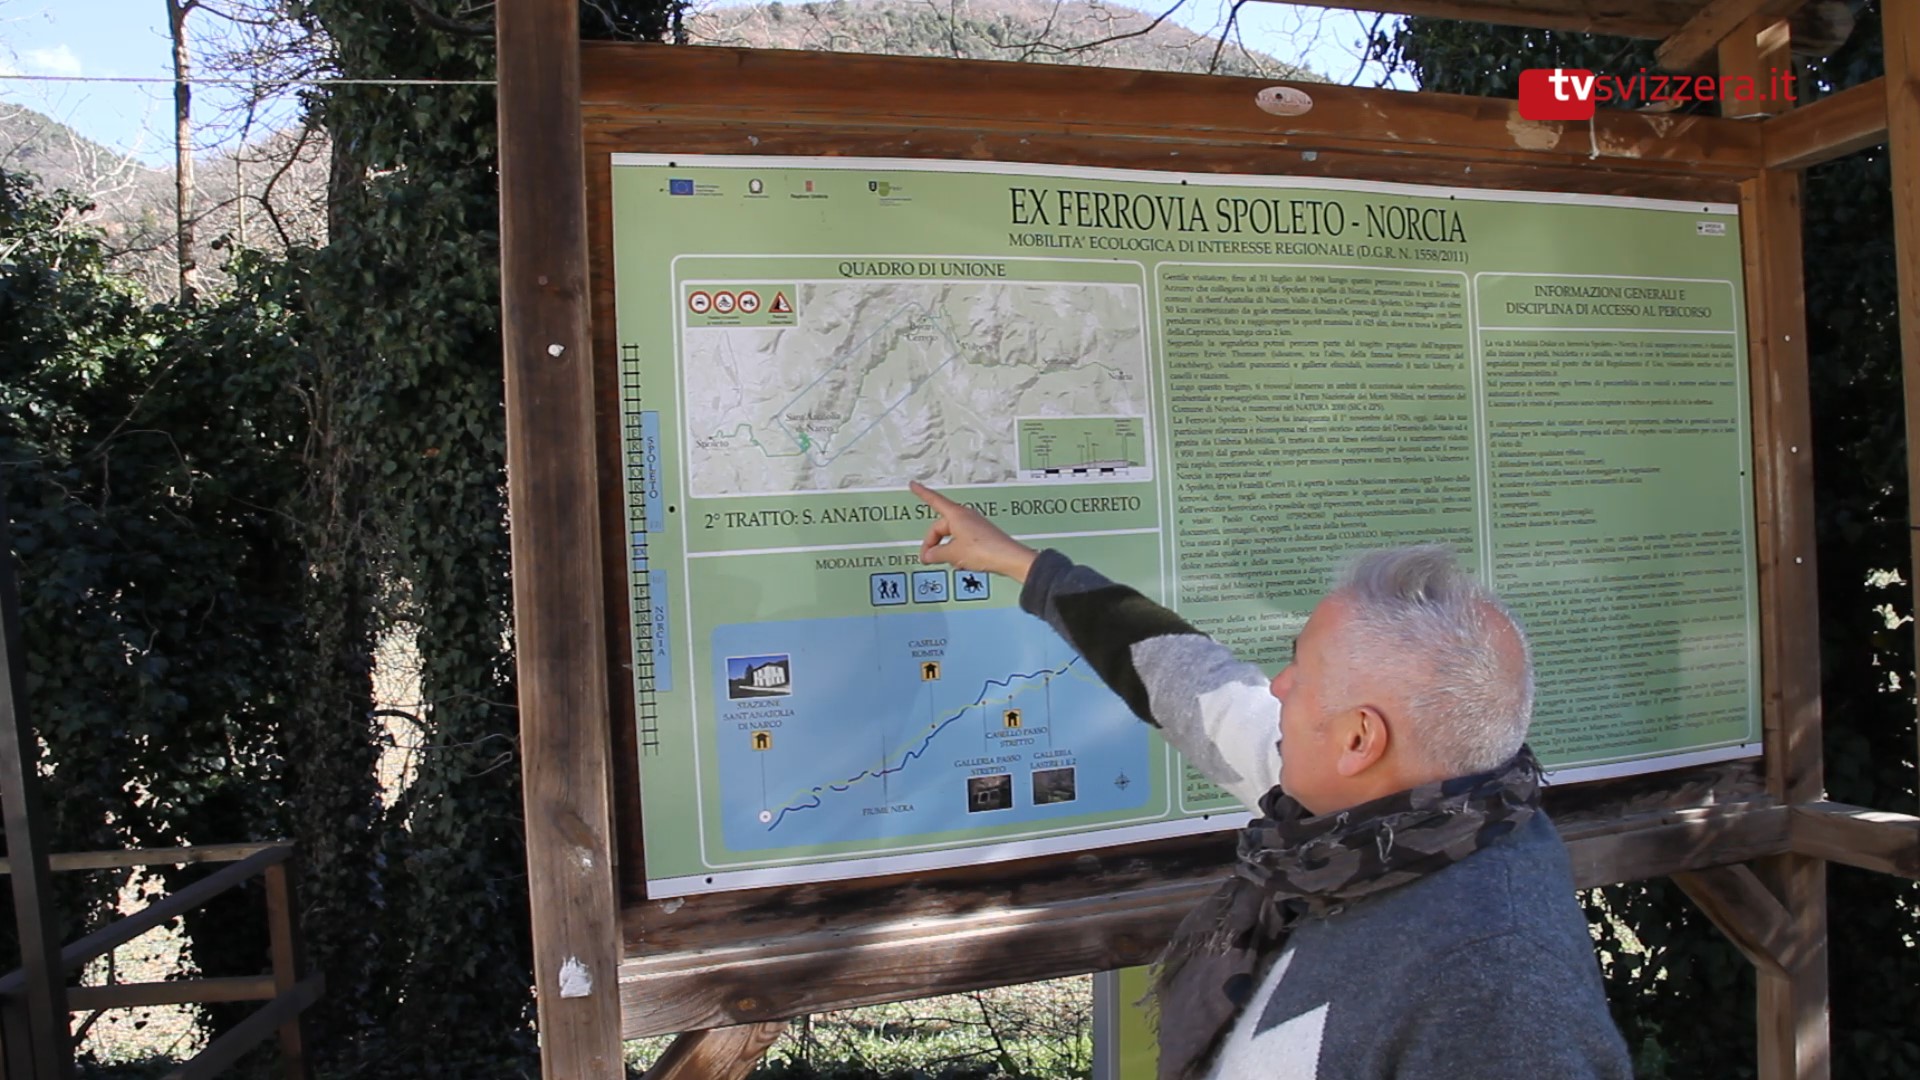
[1334,705,1390,778]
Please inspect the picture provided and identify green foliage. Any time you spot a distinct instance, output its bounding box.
[0,168,309,1023]
[8,0,684,1071]
[267,0,681,1071]
[1382,5,1918,1076]
[276,0,530,1071]
[1796,8,1920,1077]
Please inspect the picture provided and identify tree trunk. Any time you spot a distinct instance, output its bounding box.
[167,0,198,303]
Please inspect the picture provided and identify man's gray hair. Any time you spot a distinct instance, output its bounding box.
[1329,545,1533,776]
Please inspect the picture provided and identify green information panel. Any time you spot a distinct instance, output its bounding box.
[610,156,1762,896]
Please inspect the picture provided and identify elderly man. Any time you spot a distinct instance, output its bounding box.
[909,482,1630,1080]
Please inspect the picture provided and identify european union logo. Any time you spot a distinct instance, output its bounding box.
[668,178,695,195]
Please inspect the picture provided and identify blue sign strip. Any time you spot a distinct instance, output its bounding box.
[634,410,672,691]
[640,411,665,532]
[649,570,673,692]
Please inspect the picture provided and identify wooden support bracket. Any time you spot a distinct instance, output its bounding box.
[1674,863,1794,977]
[643,1022,789,1080]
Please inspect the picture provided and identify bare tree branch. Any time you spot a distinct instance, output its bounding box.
[1207,0,1251,74]
[405,0,493,38]
[994,0,1190,57]
[1350,11,1385,86]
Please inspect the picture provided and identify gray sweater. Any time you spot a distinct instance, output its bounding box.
[1019,549,1632,1080]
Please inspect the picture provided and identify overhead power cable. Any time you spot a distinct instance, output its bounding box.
[0,74,496,87]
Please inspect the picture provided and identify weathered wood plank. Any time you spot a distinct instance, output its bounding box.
[1562,803,1789,886]
[0,502,72,1077]
[162,975,323,1080]
[580,45,1764,175]
[584,147,652,908]
[1742,170,1821,806]
[496,1,624,1076]
[0,842,281,877]
[66,977,277,1011]
[1754,855,1828,1080]
[1717,13,1794,118]
[1674,863,1792,977]
[643,1023,788,1080]
[0,846,292,1000]
[1661,0,1803,73]
[1741,165,1829,1080]
[1790,802,1920,877]
[263,861,311,1080]
[613,762,1764,958]
[616,800,1787,1036]
[1890,0,1920,811]
[1762,76,1888,169]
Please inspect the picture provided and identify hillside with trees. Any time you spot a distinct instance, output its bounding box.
[0,102,326,297]
[687,0,1322,77]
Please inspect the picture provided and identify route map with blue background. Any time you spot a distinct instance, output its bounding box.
[713,608,1151,851]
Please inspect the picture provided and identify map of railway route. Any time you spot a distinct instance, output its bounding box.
[682,281,1151,496]
[710,607,1156,853]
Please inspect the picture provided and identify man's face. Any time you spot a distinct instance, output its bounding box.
[1268,593,1354,815]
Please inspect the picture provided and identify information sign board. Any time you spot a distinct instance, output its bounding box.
[610,155,1762,896]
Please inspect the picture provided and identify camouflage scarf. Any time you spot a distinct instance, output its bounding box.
[1151,747,1543,1080]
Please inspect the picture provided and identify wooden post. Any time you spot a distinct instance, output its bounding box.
[1718,14,1795,119]
[262,861,310,1080]
[1887,0,1920,814]
[1741,165,1830,1080]
[0,495,72,1078]
[495,1,626,1076]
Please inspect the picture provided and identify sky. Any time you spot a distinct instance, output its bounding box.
[0,0,1403,167]
[1,0,189,164]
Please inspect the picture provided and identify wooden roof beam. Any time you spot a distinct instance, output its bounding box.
[1657,0,1806,72]
[1762,77,1888,170]
[581,45,1765,175]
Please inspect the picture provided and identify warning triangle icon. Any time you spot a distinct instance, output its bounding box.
[770,291,793,314]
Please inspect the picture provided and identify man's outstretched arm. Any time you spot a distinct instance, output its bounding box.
[910,482,1280,810]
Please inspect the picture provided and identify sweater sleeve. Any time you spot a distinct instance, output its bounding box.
[1383,934,1633,1079]
[1018,548,1282,813]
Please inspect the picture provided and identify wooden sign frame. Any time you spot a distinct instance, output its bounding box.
[496,4,1920,1075]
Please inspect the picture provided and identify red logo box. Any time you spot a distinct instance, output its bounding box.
[1518,68,1598,121]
